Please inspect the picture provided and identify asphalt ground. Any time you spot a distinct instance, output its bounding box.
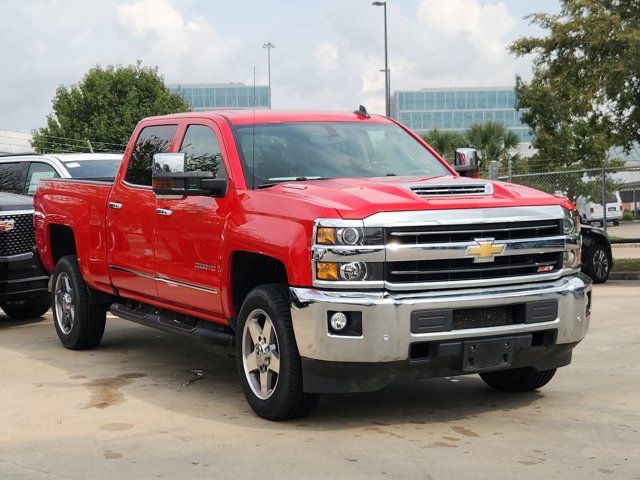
[1,281,638,479]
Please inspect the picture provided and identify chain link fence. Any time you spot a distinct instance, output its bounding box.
[487,163,640,265]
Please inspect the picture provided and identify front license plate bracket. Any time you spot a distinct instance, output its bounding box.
[462,337,515,372]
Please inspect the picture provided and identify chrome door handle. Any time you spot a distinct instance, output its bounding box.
[108,202,123,209]
[156,208,172,216]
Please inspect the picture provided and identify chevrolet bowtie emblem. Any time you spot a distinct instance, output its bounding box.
[465,239,506,263]
[0,220,15,233]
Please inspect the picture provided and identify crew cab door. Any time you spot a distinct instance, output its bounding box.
[107,124,178,300]
[153,122,228,318]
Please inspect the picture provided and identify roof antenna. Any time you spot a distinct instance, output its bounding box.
[353,104,370,119]
[251,67,256,190]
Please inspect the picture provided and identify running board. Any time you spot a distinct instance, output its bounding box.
[110,302,235,347]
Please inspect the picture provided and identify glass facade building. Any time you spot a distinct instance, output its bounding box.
[167,83,270,111]
[391,87,532,142]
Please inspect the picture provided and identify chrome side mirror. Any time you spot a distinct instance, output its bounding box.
[454,148,480,178]
[152,153,227,198]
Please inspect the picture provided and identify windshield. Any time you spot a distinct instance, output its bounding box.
[605,193,618,204]
[232,122,450,188]
[62,159,122,180]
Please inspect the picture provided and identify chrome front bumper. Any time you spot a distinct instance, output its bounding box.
[290,273,592,363]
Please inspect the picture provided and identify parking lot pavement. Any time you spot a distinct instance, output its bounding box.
[1,282,638,480]
[606,221,640,239]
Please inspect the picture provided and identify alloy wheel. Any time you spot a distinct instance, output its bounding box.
[54,272,75,334]
[593,249,609,280]
[242,308,281,400]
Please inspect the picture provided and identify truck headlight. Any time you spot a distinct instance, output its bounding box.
[316,261,383,281]
[316,227,383,246]
[340,262,367,281]
[563,209,580,235]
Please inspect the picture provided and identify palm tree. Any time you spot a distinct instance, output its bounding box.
[422,129,467,163]
[465,122,520,166]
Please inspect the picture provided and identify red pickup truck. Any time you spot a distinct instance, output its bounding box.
[34,110,591,420]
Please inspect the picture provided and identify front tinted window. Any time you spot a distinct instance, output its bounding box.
[232,122,449,188]
[62,159,121,180]
[179,125,224,177]
[26,162,59,195]
[125,125,177,186]
[0,162,26,194]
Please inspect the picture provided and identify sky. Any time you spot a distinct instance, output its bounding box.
[0,0,560,132]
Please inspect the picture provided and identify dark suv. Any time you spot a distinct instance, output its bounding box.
[0,192,49,319]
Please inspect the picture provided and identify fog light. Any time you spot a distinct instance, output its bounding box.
[329,312,349,332]
[339,262,367,281]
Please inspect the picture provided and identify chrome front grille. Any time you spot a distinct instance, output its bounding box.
[409,183,491,197]
[387,219,562,245]
[0,213,35,256]
[384,219,564,285]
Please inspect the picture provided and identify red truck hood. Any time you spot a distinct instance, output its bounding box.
[266,175,571,219]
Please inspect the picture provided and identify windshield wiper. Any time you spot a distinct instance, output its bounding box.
[257,177,329,189]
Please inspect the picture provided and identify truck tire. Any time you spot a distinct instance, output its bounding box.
[613,220,620,226]
[585,243,611,284]
[480,367,556,392]
[236,284,319,420]
[0,293,50,320]
[51,255,106,350]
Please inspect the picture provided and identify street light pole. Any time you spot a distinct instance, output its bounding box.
[262,42,276,109]
[372,2,390,117]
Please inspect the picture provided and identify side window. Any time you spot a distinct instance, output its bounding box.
[0,162,27,194]
[26,162,59,195]
[125,125,177,186]
[179,125,225,177]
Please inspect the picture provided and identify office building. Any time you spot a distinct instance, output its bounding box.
[167,83,270,111]
[391,87,532,142]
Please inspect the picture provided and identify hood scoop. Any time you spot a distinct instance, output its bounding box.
[408,182,493,197]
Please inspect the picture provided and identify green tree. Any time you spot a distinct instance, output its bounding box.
[510,0,640,169]
[32,62,190,153]
[422,129,467,162]
[465,121,520,168]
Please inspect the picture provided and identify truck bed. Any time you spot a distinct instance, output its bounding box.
[34,178,114,292]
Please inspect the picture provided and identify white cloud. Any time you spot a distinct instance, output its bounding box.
[114,0,230,82]
[417,0,517,57]
[314,43,340,72]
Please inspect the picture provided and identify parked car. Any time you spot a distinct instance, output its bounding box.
[0,192,50,319]
[576,192,623,226]
[0,153,123,196]
[33,110,591,420]
[581,224,613,283]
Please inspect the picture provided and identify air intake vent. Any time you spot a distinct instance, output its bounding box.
[409,183,492,197]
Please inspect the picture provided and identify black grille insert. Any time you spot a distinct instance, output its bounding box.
[0,214,35,256]
[387,252,563,284]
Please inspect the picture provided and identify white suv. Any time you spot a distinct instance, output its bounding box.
[0,153,123,196]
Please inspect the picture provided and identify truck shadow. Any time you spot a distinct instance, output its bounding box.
[8,317,547,432]
[0,314,48,329]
